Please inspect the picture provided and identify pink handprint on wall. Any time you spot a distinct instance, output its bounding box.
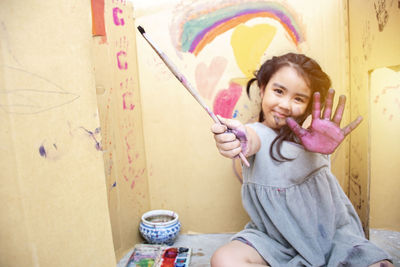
[113,7,125,26]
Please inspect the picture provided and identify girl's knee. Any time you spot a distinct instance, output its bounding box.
[210,246,232,267]
[211,240,267,267]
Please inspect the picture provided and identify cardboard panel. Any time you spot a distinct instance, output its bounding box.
[0,1,116,266]
[92,0,151,260]
[370,67,400,231]
[134,0,350,233]
[348,0,400,235]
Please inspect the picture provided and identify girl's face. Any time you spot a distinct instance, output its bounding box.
[260,66,312,129]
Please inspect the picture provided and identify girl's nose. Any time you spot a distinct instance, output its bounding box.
[278,97,291,111]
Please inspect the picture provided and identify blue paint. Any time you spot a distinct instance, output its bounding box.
[39,145,46,157]
[233,109,239,118]
[81,126,102,151]
[318,224,327,238]
[95,142,102,151]
[112,181,117,187]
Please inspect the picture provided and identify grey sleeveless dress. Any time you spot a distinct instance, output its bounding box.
[232,122,391,266]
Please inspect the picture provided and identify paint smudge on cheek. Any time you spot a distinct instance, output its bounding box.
[380,262,389,267]
[273,116,280,126]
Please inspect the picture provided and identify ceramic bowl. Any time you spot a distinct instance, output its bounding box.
[139,210,181,245]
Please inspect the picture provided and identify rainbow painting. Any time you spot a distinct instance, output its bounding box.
[178,1,303,56]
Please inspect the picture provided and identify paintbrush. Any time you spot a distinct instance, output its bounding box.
[137,25,250,167]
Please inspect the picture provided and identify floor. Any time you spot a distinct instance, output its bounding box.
[118,229,400,267]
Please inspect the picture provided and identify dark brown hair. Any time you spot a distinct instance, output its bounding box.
[246,53,331,162]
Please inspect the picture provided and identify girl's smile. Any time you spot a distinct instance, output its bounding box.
[260,66,312,129]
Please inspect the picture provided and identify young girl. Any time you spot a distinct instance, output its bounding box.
[210,53,393,267]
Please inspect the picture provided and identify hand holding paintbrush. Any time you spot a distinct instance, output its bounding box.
[137,25,250,167]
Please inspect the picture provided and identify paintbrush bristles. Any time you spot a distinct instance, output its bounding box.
[137,26,145,34]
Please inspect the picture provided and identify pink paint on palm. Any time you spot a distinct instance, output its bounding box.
[195,57,228,100]
[287,117,345,154]
[213,82,242,118]
[287,90,363,154]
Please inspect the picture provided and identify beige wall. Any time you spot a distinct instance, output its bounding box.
[348,0,400,234]
[133,0,351,234]
[0,1,116,266]
[370,67,400,231]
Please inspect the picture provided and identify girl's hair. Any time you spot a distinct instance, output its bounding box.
[246,53,331,162]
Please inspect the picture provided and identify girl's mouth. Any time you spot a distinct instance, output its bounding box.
[273,111,289,119]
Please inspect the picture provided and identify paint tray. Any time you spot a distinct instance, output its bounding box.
[125,244,191,267]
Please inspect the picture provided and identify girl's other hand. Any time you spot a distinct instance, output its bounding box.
[211,116,248,159]
[287,88,363,154]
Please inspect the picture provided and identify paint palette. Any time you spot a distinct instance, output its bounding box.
[125,244,191,267]
[159,247,191,267]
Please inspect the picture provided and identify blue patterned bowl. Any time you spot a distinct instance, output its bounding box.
[139,210,181,245]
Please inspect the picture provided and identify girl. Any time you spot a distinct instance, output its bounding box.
[210,53,393,267]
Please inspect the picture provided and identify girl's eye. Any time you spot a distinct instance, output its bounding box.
[295,97,305,103]
[274,88,284,94]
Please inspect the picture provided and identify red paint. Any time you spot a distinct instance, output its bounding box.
[124,132,133,164]
[213,82,242,118]
[91,0,106,36]
[160,248,178,267]
[113,7,125,26]
[122,92,135,110]
[117,51,128,70]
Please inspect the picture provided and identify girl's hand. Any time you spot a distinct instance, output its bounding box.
[286,89,363,154]
[211,116,248,159]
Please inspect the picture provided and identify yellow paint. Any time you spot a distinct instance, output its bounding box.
[231,24,276,77]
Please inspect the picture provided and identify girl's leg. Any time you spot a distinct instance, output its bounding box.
[210,240,269,267]
[368,260,394,267]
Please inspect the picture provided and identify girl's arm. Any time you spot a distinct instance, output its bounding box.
[211,116,261,159]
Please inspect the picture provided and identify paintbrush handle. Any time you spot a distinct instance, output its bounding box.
[138,28,250,167]
[140,31,219,123]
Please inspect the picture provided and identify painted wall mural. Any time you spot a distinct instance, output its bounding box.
[171,1,303,56]
[163,0,305,120]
